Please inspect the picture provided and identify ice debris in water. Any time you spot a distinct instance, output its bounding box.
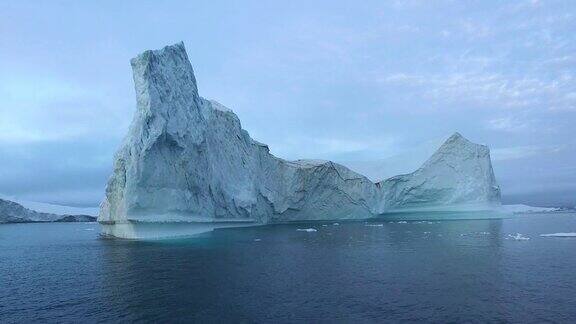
[297,228,318,232]
[460,231,491,237]
[397,221,408,224]
[365,224,384,227]
[506,233,530,240]
[333,223,340,226]
[254,238,261,242]
[540,233,576,237]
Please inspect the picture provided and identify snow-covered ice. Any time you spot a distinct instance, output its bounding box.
[501,204,558,214]
[297,228,318,232]
[540,233,576,237]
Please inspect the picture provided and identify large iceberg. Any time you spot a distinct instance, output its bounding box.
[99,42,501,239]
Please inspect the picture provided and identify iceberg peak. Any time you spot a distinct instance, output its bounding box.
[380,132,501,211]
[130,41,199,116]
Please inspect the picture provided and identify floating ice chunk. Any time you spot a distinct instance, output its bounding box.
[397,221,408,224]
[254,238,262,241]
[501,204,558,214]
[297,228,318,232]
[506,233,530,240]
[333,223,340,226]
[540,233,576,237]
[365,224,384,227]
[423,231,431,234]
[322,224,328,227]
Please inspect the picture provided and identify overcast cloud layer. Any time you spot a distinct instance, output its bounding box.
[1,0,575,207]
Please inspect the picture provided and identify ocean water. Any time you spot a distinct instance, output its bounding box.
[1,213,576,323]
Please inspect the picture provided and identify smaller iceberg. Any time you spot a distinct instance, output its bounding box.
[296,228,318,232]
[501,204,559,214]
[540,233,576,238]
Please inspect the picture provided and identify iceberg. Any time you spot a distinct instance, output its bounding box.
[99,42,503,239]
[378,132,501,212]
[540,233,576,237]
[0,194,99,216]
[296,228,318,232]
[0,197,97,223]
[501,204,559,214]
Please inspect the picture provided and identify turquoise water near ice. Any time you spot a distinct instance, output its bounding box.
[1,212,576,322]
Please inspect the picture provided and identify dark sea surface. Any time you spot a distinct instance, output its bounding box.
[1,212,576,323]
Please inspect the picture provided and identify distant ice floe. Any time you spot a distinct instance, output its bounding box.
[461,232,491,237]
[540,233,576,237]
[365,224,384,227]
[501,204,558,214]
[397,221,408,224]
[0,193,99,216]
[333,223,340,226]
[254,238,262,241]
[506,233,530,240]
[296,228,318,232]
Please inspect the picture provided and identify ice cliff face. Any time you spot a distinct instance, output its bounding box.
[99,42,380,230]
[99,42,501,238]
[378,133,501,211]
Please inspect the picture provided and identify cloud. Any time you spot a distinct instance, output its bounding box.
[1,0,575,207]
[0,140,113,206]
[377,72,576,111]
[491,145,564,161]
[269,135,399,161]
[0,73,132,144]
[486,116,531,132]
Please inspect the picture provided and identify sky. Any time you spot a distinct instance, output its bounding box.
[0,0,575,207]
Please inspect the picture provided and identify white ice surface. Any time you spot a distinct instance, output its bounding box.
[501,204,558,214]
[540,233,576,237]
[0,194,98,216]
